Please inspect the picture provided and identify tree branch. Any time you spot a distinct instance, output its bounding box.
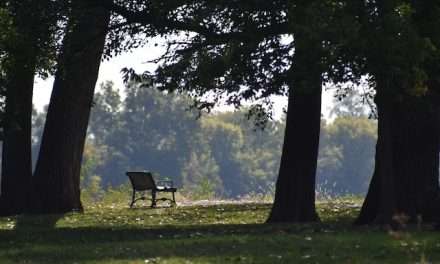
[90,0,290,41]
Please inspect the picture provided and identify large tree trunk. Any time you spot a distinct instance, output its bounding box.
[392,96,440,222]
[363,94,397,225]
[267,35,322,223]
[356,91,440,225]
[29,1,110,214]
[355,0,440,226]
[0,3,37,216]
[0,55,35,216]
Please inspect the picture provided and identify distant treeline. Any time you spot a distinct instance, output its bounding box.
[31,81,377,198]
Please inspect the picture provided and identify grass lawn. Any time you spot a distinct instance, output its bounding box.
[0,198,439,263]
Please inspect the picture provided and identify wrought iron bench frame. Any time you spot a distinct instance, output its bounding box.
[126,171,177,208]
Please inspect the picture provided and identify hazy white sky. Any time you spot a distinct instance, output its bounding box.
[33,45,163,111]
[33,44,335,119]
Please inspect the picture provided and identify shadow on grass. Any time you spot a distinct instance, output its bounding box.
[1,223,437,264]
[0,223,343,263]
[14,214,63,230]
[3,202,427,263]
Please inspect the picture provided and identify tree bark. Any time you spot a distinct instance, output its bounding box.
[356,91,440,225]
[366,93,397,225]
[29,1,110,214]
[0,3,37,216]
[0,55,35,216]
[267,36,322,223]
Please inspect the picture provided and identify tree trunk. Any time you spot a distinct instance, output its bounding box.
[354,163,380,225]
[0,56,35,216]
[29,2,110,214]
[356,91,440,225]
[267,36,322,223]
[370,94,397,224]
[0,3,37,216]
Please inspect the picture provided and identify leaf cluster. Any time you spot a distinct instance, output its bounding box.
[45,0,433,124]
[105,1,372,113]
[346,1,440,98]
[0,0,69,79]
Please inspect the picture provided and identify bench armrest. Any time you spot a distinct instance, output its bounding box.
[157,180,174,188]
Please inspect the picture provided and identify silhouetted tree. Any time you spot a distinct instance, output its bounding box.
[30,1,110,213]
[353,1,440,225]
[0,0,59,215]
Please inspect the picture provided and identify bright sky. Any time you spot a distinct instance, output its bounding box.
[33,43,335,119]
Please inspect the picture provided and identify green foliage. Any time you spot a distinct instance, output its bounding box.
[82,175,105,203]
[204,111,283,196]
[89,81,201,187]
[81,80,379,199]
[89,81,122,145]
[318,117,377,196]
[181,150,222,200]
[108,0,440,104]
[88,81,284,198]
[0,0,67,131]
[100,183,132,205]
[1,0,65,77]
[0,7,12,113]
[80,142,106,202]
[22,80,379,200]
[0,8,12,60]
[114,0,365,116]
[348,1,440,97]
[331,86,376,118]
[80,142,105,185]
[199,116,246,197]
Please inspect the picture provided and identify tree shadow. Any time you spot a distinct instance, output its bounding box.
[14,213,64,230]
[3,222,435,263]
[0,223,324,263]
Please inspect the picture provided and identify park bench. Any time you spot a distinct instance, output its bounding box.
[126,171,177,208]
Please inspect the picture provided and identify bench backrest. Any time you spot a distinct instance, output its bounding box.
[126,171,157,191]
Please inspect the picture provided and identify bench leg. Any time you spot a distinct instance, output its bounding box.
[151,191,157,208]
[172,191,176,204]
[130,189,136,208]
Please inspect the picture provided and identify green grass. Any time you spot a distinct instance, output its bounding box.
[1,198,440,263]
